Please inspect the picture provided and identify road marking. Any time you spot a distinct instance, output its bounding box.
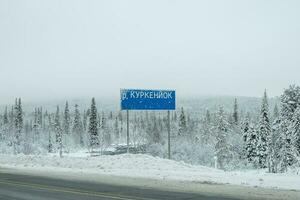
[0,180,156,200]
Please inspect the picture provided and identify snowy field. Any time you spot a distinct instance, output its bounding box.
[0,153,299,191]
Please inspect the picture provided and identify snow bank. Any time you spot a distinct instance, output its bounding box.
[0,153,299,191]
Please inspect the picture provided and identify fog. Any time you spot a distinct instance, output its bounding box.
[1,0,300,104]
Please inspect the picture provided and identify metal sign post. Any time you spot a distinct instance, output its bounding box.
[127,110,129,153]
[120,89,176,159]
[167,110,171,159]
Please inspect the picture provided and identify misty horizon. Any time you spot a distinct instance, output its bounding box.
[1,0,300,104]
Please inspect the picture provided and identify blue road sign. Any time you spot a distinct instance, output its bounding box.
[120,89,176,110]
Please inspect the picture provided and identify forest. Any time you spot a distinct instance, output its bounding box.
[0,85,300,173]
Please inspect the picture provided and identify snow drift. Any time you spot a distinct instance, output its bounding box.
[0,153,299,191]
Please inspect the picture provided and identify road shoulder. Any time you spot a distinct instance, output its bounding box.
[0,167,299,200]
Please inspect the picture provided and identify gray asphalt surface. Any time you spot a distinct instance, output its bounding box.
[0,172,241,200]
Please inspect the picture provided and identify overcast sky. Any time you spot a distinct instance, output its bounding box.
[0,0,300,104]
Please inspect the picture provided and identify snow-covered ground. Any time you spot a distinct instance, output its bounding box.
[0,153,299,191]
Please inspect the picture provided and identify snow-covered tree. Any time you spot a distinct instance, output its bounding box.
[63,101,71,135]
[273,104,279,120]
[205,110,211,124]
[47,112,53,153]
[1,107,9,141]
[178,107,187,136]
[242,113,250,155]
[278,85,300,169]
[268,104,281,173]
[73,104,83,147]
[152,117,161,144]
[109,111,113,120]
[54,106,63,157]
[13,98,23,154]
[281,85,300,121]
[290,107,300,155]
[32,108,40,142]
[233,98,239,125]
[114,117,119,142]
[199,119,211,145]
[88,98,98,151]
[215,106,231,169]
[173,111,177,122]
[269,114,281,173]
[257,90,271,168]
[277,118,294,172]
[37,107,43,128]
[100,112,111,149]
[3,106,8,125]
[82,110,87,132]
[245,124,258,164]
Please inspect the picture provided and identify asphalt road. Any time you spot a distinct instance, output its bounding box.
[0,172,240,200]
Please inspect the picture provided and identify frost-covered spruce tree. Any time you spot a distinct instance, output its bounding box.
[178,107,187,136]
[17,98,23,132]
[158,116,163,133]
[268,125,280,173]
[140,115,146,130]
[37,107,43,128]
[173,111,177,122]
[215,106,231,169]
[242,113,250,157]
[257,90,271,168]
[277,118,294,172]
[73,104,83,147]
[186,113,191,129]
[152,117,161,144]
[281,85,300,121]
[100,112,106,130]
[62,101,71,151]
[278,85,300,168]
[54,106,63,157]
[273,104,279,121]
[119,111,124,138]
[47,111,55,153]
[3,106,8,125]
[118,111,123,123]
[242,113,251,142]
[83,110,87,132]
[199,110,212,144]
[100,112,111,148]
[270,113,281,173]
[245,124,258,164]
[88,98,98,152]
[32,108,40,142]
[43,110,49,130]
[63,101,71,135]
[233,98,239,125]
[1,107,9,140]
[14,98,23,154]
[9,106,15,135]
[47,112,53,153]
[200,113,212,144]
[13,99,19,150]
[205,110,211,124]
[97,113,101,130]
[266,103,282,173]
[114,117,119,142]
[290,107,300,155]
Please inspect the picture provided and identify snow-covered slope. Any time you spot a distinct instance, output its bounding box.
[0,153,299,191]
